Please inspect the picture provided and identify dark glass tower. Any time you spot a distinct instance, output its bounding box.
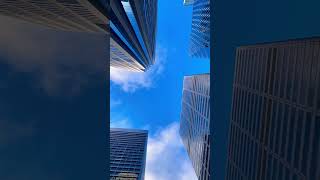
[109,0,158,72]
[0,0,109,33]
[110,128,148,180]
[0,0,158,72]
[188,0,210,58]
[226,37,320,180]
[179,74,211,180]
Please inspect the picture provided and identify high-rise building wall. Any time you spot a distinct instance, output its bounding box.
[0,0,108,33]
[226,38,320,180]
[109,0,158,72]
[180,74,211,180]
[188,0,210,58]
[0,0,158,72]
[110,128,148,180]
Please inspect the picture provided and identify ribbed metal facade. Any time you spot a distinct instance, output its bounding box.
[180,74,211,180]
[189,0,210,58]
[0,0,108,33]
[110,128,148,180]
[226,38,320,180]
[109,0,157,72]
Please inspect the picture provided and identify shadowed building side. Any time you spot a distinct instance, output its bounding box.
[0,0,158,72]
[226,37,320,180]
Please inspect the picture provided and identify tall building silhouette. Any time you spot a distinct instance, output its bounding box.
[188,0,210,58]
[109,0,158,72]
[0,0,158,72]
[110,128,148,180]
[226,37,320,180]
[180,74,211,180]
[0,0,108,33]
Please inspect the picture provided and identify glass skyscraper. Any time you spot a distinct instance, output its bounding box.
[110,128,148,180]
[109,0,158,72]
[0,0,108,33]
[179,74,211,180]
[226,37,320,180]
[188,0,210,58]
[0,0,158,72]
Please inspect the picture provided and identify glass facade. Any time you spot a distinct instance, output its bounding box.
[0,0,108,33]
[226,38,320,180]
[110,128,148,180]
[180,74,211,180]
[0,0,158,72]
[109,0,157,72]
[188,0,210,58]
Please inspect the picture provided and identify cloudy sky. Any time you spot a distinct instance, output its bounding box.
[110,1,209,180]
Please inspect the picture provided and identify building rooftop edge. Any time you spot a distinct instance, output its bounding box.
[238,36,320,49]
[110,128,149,133]
[184,73,210,78]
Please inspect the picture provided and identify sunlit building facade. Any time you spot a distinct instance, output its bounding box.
[188,0,210,58]
[109,0,158,72]
[110,128,148,180]
[226,37,320,180]
[180,74,211,180]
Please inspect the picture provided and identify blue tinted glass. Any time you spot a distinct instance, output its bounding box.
[121,1,150,61]
[110,21,145,66]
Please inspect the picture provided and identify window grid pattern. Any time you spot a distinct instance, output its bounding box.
[129,0,157,64]
[189,0,210,58]
[109,0,157,72]
[142,0,157,63]
[180,74,211,180]
[0,0,108,33]
[110,38,145,72]
[226,38,320,180]
[110,128,148,180]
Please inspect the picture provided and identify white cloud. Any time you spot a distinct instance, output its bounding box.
[110,45,168,93]
[145,122,197,180]
[110,118,133,129]
[110,98,122,109]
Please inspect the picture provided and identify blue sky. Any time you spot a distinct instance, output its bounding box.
[110,1,209,179]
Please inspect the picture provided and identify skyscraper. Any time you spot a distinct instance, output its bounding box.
[0,0,108,33]
[226,37,320,180]
[180,74,211,180]
[110,128,148,180]
[0,0,158,72]
[109,0,158,72]
[188,0,210,58]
